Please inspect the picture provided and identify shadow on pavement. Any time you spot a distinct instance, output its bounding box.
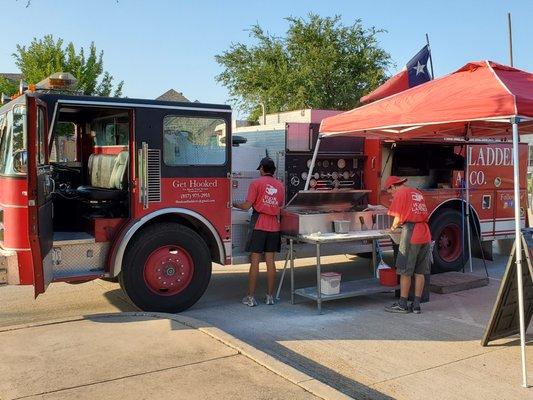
[179,251,520,398]
[87,250,522,399]
[83,313,192,334]
[101,287,138,312]
[267,340,396,400]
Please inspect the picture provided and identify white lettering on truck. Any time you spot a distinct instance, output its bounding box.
[468,147,513,166]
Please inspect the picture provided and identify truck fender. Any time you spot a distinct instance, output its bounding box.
[428,198,481,231]
[108,208,225,278]
[428,199,490,270]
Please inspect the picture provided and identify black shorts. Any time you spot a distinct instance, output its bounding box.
[245,230,281,253]
[396,223,431,276]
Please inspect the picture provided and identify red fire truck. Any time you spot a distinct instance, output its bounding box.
[0,76,527,313]
[1,78,232,313]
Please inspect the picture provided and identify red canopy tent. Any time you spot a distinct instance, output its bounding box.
[320,60,533,140]
[311,60,533,387]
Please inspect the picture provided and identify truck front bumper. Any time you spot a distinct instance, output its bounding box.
[0,247,20,285]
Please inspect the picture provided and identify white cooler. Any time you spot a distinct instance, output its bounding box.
[320,272,341,295]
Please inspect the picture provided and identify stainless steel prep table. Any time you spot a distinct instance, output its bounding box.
[279,230,397,313]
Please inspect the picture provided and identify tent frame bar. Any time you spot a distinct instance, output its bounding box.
[465,151,474,272]
[321,115,533,138]
[511,117,528,388]
[304,136,321,190]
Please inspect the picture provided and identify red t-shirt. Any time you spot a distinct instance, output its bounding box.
[388,186,431,244]
[246,175,285,232]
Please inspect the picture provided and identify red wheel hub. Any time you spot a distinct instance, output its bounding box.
[438,224,462,262]
[143,246,194,296]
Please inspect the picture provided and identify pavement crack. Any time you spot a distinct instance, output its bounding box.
[295,378,315,384]
[11,354,239,400]
[369,341,532,387]
[0,318,86,333]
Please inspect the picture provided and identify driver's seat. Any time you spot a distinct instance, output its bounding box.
[77,151,129,201]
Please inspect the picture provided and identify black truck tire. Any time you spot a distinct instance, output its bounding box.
[119,222,212,313]
[430,208,469,273]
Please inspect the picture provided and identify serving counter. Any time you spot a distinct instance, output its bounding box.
[277,190,397,313]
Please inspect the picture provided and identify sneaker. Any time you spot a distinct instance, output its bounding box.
[265,294,275,305]
[385,302,411,314]
[242,295,258,307]
[410,303,421,314]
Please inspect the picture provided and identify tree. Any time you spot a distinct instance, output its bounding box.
[216,14,392,121]
[0,77,18,97]
[12,34,123,97]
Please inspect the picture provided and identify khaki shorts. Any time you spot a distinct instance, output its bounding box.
[396,223,431,276]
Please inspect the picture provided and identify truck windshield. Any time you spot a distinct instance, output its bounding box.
[0,104,27,176]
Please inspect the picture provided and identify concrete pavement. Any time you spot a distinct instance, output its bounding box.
[183,251,533,400]
[1,249,532,399]
[0,279,136,328]
[0,313,346,400]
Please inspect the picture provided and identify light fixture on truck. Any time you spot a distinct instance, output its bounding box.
[35,72,78,91]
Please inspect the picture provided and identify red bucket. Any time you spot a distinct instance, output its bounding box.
[379,268,397,286]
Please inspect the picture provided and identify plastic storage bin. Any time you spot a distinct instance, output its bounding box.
[320,272,341,295]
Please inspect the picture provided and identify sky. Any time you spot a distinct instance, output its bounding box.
[1,0,532,111]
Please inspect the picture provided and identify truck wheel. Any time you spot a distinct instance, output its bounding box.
[119,223,212,313]
[430,209,468,273]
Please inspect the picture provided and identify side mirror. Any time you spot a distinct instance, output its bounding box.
[13,149,28,174]
[231,135,247,147]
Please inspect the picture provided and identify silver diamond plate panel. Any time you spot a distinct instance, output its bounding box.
[52,242,109,276]
[231,223,249,254]
[232,171,260,203]
[44,250,54,287]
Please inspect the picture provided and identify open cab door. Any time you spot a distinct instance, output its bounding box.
[27,96,54,296]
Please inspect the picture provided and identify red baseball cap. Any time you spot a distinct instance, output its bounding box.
[384,176,407,190]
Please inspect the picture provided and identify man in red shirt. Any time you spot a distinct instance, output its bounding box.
[384,176,432,314]
[233,157,285,307]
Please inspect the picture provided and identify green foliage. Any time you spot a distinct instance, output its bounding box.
[0,76,18,97]
[216,14,392,119]
[13,35,123,97]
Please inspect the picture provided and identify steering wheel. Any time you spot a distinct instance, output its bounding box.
[52,164,81,174]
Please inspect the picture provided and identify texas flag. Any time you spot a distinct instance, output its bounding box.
[360,45,432,104]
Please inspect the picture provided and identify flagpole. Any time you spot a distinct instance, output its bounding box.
[425,33,435,79]
[508,13,514,66]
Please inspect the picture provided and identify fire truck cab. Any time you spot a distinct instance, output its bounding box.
[0,84,232,313]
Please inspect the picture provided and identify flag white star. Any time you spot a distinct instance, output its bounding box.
[413,61,426,76]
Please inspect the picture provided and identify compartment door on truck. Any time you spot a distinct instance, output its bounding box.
[27,96,54,295]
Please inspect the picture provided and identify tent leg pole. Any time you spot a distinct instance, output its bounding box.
[465,207,473,272]
[304,136,321,190]
[466,147,473,272]
[512,119,528,388]
[461,182,466,273]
